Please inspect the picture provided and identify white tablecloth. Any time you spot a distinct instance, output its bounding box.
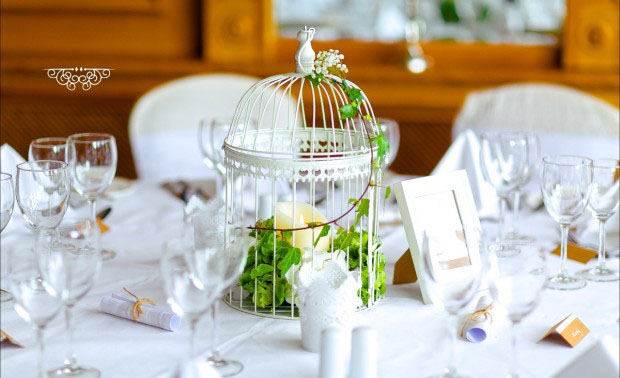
[1,182,619,378]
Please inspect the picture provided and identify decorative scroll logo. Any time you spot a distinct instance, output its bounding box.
[45,67,113,91]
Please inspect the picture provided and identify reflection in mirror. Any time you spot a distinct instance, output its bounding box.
[276,0,565,44]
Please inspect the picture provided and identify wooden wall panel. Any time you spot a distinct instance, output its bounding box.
[0,0,200,58]
[0,0,618,179]
[1,97,136,178]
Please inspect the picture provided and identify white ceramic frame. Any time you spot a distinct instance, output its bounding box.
[393,170,482,304]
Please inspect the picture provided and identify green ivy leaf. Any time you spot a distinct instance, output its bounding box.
[313,224,330,247]
[250,264,274,279]
[306,73,324,88]
[339,103,357,119]
[345,87,363,102]
[277,247,301,278]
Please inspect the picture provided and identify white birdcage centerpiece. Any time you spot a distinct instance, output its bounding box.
[223,27,388,319]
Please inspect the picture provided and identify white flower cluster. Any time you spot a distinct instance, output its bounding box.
[314,49,348,76]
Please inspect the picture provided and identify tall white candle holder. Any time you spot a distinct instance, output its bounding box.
[223,27,385,319]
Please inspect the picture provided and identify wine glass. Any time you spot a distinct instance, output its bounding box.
[577,159,619,282]
[488,245,547,378]
[378,118,400,170]
[1,172,15,302]
[29,137,67,161]
[198,118,230,196]
[161,234,225,361]
[7,245,63,378]
[206,227,248,376]
[420,231,486,378]
[480,132,529,257]
[16,161,71,249]
[40,218,102,378]
[505,133,540,244]
[66,133,117,260]
[541,155,593,290]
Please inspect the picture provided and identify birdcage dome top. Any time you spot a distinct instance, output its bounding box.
[223,28,381,182]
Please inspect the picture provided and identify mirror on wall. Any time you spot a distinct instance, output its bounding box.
[275,0,565,44]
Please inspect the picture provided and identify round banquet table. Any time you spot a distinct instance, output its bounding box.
[1,181,618,378]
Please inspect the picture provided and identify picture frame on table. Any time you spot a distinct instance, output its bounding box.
[393,170,483,304]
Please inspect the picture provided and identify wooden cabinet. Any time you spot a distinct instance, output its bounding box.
[1,0,618,178]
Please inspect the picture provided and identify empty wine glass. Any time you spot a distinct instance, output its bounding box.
[421,231,486,378]
[161,234,225,360]
[541,155,593,290]
[66,133,117,260]
[40,218,102,378]
[378,118,400,170]
[577,159,619,282]
[480,132,529,257]
[1,172,15,302]
[488,245,547,378]
[29,137,67,161]
[16,161,71,249]
[198,118,230,195]
[506,133,540,244]
[206,227,248,377]
[7,245,63,378]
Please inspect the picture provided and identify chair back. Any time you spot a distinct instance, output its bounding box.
[128,73,259,181]
[453,83,619,140]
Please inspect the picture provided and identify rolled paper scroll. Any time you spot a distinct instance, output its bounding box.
[100,294,181,332]
[461,296,494,343]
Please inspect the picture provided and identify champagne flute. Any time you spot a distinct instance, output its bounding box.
[161,235,225,361]
[66,133,117,260]
[577,159,619,282]
[29,137,88,209]
[541,155,593,290]
[198,118,230,196]
[421,231,486,378]
[488,245,547,378]
[40,218,102,378]
[7,245,62,378]
[29,137,67,161]
[206,227,248,377]
[1,172,15,302]
[16,161,71,250]
[378,118,400,170]
[480,132,528,257]
[506,133,540,244]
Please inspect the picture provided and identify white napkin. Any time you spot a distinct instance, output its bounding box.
[432,130,498,218]
[100,293,181,331]
[0,143,26,179]
[551,336,619,378]
[461,296,495,343]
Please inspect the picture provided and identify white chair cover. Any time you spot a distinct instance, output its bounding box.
[128,74,259,182]
[452,83,619,140]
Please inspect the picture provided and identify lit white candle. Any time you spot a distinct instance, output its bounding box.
[275,201,330,251]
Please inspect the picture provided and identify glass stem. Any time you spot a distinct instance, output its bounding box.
[88,199,97,224]
[36,325,46,378]
[498,197,507,243]
[559,224,569,276]
[209,301,221,362]
[64,305,77,368]
[597,219,607,270]
[511,190,521,234]
[509,320,520,378]
[188,317,199,358]
[444,313,457,375]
